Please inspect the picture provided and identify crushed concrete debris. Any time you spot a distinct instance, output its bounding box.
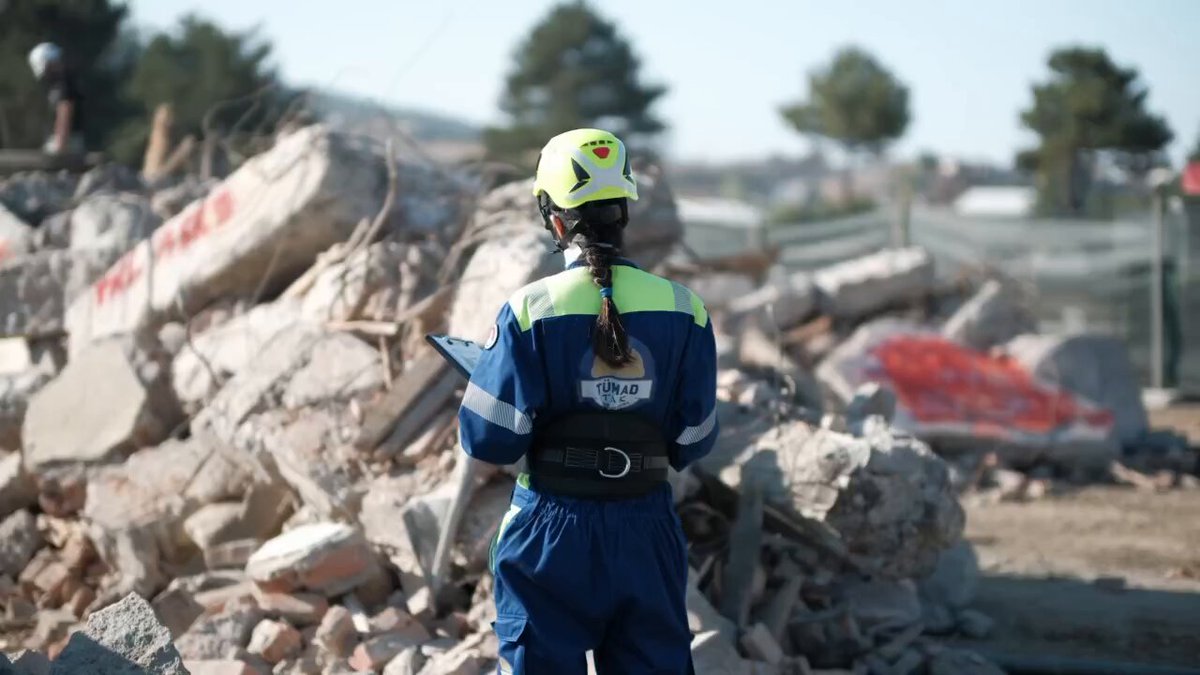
[245,522,374,597]
[0,132,1148,675]
[0,249,120,338]
[813,247,933,320]
[941,279,1035,351]
[22,336,180,474]
[52,592,188,675]
[65,125,385,351]
[68,193,159,255]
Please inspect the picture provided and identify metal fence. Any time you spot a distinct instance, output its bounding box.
[683,205,1197,391]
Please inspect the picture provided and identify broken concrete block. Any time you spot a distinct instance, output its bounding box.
[368,607,431,644]
[83,437,242,599]
[451,476,515,575]
[252,589,328,627]
[350,633,429,672]
[917,541,979,611]
[722,419,963,579]
[740,623,784,665]
[0,509,42,576]
[956,609,994,639]
[151,583,205,638]
[23,337,181,474]
[727,268,816,329]
[812,246,934,320]
[383,646,427,675]
[447,229,559,342]
[69,193,159,255]
[193,326,377,448]
[313,605,356,657]
[835,579,922,630]
[74,164,144,200]
[690,630,751,675]
[687,273,758,312]
[28,607,76,651]
[299,241,440,323]
[942,279,1035,350]
[817,319,1120,468]
[687,571,737,644]
[239,409,363,520]
[66,125,384,352]
[174,597,263,659]
[203,540,261,571]
[171,299,306,407]
[0,452,36,517]
[280,332,383,409]
[1006,333,1148,446]
[359,473,437,590]
[0,364,57,452]
[150,177,217,220]
[246,522,373,597]
[247,619,302,665]
[0,170,76,226]
[721,483,763,627]
[185,503,246,552]
[52,592,188,675]
[844,382,896,430]
[0,203,35,263]
[0,249,117,338]
[412,630,488,675]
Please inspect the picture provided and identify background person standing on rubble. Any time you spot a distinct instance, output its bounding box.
[27,42,85,156]
[458,128,719,674]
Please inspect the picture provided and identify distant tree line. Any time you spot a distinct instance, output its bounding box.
[2,0,1188,217]
[0,0,283,165]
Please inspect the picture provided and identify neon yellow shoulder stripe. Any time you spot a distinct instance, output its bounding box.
[508,266,708,331]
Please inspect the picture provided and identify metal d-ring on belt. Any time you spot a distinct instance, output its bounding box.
[528,411,671,499]
[536,446,670,478]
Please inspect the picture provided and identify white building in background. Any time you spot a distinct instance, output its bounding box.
[953,185,1036,218]
[675,196,763,231]
[675,196,765,259]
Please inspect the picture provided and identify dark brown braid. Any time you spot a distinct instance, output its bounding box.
[581,227,633,367]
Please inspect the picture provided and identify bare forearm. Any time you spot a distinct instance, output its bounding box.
[54,101,73,147]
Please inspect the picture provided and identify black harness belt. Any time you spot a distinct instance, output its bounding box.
[529,411,671,499]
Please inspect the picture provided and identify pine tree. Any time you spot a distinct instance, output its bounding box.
[485,1,666,166]
[781,47,910,159]
[1018,47,1173,215]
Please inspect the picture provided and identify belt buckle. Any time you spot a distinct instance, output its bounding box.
[598,446,632,479]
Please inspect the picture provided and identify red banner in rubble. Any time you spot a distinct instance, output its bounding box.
[822,323,1114,446]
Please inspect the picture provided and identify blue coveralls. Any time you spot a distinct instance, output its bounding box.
[458,257,719,674]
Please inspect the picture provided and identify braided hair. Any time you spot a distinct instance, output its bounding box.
[544,197,633,368]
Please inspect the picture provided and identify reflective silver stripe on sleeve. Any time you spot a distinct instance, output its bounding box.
[526,281,556,324]
[462,382,533,435]
[671,282,694,316]
[675,407,717,445]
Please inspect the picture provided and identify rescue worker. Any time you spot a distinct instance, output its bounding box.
[28,42,85,155]
[457,128,719,674]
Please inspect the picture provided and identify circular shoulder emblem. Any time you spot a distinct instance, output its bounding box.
[484,324,499,349]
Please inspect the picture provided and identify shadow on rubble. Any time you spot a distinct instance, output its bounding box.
[48,631,159,674]
[952,573,1200,672]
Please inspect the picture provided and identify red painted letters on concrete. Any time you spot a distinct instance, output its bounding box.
[93,189,236,305]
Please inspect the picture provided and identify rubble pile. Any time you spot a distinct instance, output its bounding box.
[0,125,1190,674]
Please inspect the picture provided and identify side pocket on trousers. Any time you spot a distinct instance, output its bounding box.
[493,614,528,674]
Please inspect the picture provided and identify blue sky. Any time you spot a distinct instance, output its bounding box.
[129,0,1200,165]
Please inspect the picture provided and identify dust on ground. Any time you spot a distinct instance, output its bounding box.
[959,485,1200,667]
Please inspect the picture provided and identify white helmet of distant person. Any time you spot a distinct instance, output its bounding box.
[28,42,63,79]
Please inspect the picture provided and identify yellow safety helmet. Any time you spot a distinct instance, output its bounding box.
[532,128,638,210]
